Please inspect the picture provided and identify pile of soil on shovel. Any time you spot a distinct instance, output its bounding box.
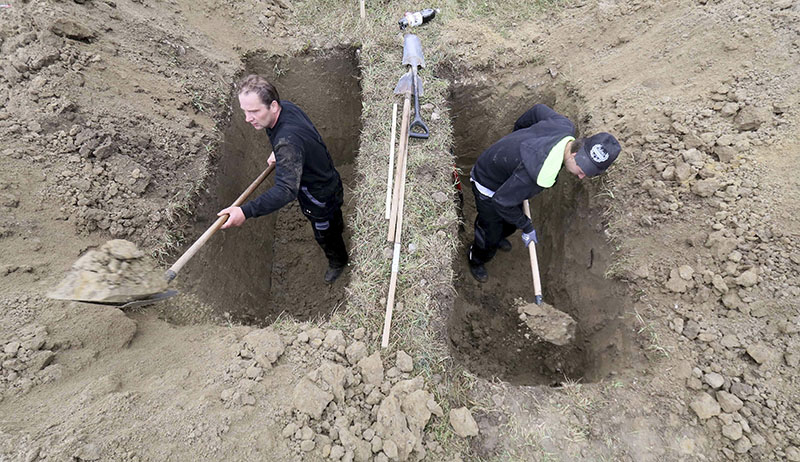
[517,301,576,346]
[48,240,167,304]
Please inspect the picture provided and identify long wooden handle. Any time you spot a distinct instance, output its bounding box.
[382,112,412,348]
[166,157,276,281]
[381,241,401,348]
[384,102,398,220]
[387,93,412,242]
[523,200,543,303]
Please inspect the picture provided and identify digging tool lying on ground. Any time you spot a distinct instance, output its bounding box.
[381,126,409,348]
[387,34,421,242]
[517,199,577,346]
[382,34,424,348]
[49,160,276,309]
[404,34,429,140]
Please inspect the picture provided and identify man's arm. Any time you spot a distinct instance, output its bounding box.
[219,142,302,229]
[491,165,539,232]
[241,141,303,219]
[513,104,568,131]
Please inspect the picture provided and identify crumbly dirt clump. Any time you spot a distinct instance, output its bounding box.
[48,239,167,303]
[253,326,452,462]
[518,302,576,346]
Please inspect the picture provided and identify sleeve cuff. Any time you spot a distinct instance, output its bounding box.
[241,203,254,219]
[522,222,534,233]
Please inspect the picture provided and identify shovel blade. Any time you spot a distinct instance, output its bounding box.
[401,34,425,68]
[393,72,424,97]
[76,289,179,309]
[394,71,413,94]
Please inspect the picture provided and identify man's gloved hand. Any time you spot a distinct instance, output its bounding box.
[521,229,538,247]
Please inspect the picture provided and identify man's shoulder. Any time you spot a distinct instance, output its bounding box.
[280,100,306,117]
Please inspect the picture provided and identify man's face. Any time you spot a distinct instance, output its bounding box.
[239,91,279,130]
[564,150,587,179]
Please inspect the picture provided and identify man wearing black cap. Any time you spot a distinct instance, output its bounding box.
[467,103,621,282]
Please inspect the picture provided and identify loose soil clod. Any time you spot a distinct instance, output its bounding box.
[518,301,576,346]
[48,239,167,304]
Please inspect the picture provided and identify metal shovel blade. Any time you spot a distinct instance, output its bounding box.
[73,289,178,309]
[394,71,413,94]
[402,34,425,68]
[393,71,424,96]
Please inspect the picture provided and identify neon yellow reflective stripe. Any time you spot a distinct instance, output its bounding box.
[537,136,574,188]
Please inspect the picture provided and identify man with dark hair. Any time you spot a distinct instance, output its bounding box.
[467,103,621,282]
[218,74,348,283]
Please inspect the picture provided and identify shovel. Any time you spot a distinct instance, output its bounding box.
[50,160,276,309]
[387,36,417,241]
[517,199,577,346]
[400,34,429,139]
[388,34,428,241]
[382,35,427,347]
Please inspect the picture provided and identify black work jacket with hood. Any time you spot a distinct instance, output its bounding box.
[470,104,575,233]
[241,101,342,219]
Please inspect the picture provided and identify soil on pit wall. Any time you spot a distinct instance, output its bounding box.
[1,1,799,462]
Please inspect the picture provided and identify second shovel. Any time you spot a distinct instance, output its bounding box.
[401,34,429,139]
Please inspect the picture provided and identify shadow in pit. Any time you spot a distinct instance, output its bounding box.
[178,48,362,325]
[443,64,645,386]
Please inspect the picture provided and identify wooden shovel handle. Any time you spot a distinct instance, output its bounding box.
[382,98,413,347]
[166,157,276,281]
[387,93,412,242]
[382,241,401,348]
[523,200,543,301]
[385,102,398,220]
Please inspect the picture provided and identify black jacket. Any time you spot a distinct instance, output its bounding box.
[241,101,341,219]
[470,104,575,232]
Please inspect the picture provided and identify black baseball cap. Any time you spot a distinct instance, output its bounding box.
[575,133,621,177]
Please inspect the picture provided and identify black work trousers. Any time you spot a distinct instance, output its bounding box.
[298,182,349,269]
[468,183,518,266]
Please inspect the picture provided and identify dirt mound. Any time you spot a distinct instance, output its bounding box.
[0,323,58,397]
[272,327,448,461]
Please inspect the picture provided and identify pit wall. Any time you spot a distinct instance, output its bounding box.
[178,93,277,324]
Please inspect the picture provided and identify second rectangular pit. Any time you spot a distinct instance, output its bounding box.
[445,64,646,385]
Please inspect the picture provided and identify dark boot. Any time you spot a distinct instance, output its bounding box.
[469,263,488,283]
[324,265,345,284]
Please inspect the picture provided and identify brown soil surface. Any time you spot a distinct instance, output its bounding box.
[1,0,799,461]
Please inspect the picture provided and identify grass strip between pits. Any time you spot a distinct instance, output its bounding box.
[289,1,565,458]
